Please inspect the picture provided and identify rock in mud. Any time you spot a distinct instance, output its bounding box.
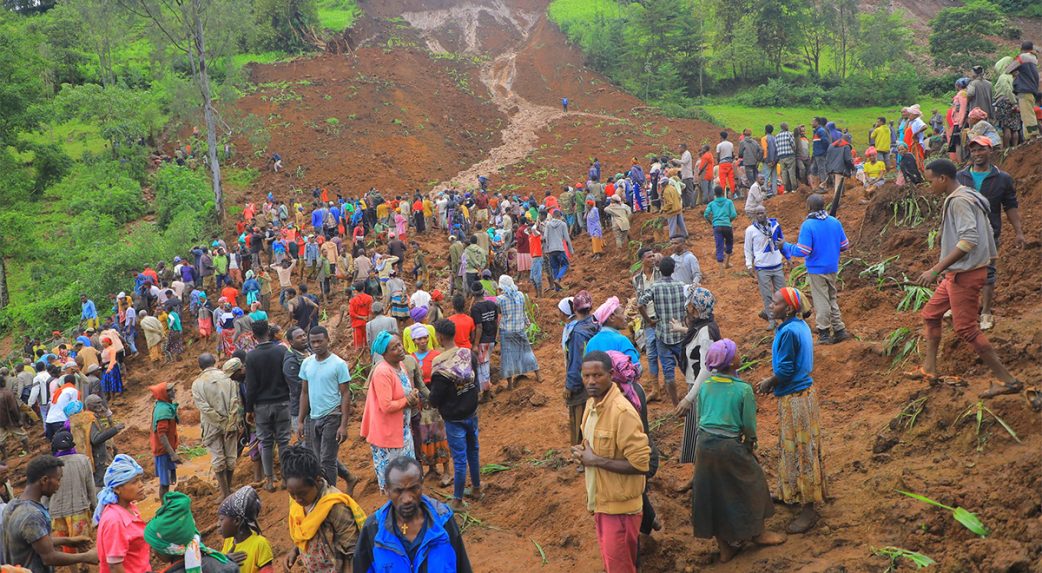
[529,393,548,407]
[872,433,899,453]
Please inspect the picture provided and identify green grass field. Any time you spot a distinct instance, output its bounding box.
[699,97,950,149]
[18,120,109,159]
[315,0,359,31]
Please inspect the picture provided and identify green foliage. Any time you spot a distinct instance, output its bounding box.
[51,161,145,225]
[992,0,1042,16]
[153,163,214,230]
[929,1,1005,70]
[856,7,913,75]
[24,143,73,192]
[897,490,990,537]
[0,11,49,143]
[897,286,933,313]
[871,546,936,571]
[251,0,319,52]
[52,83,167,151]
[315,0,360,31]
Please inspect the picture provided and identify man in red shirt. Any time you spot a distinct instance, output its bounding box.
[697,144,715,206]
[543,190,559,212]
[447,294,475,349]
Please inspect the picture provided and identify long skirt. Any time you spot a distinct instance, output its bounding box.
[52,511,93,553]
[236,331,258,354]
[691,432,774,541]
[164,330,185,358]
[679,408,698,464]
[516,252,532,272]
[371,439,415,492]
[418,405,450,466]
[777,387,828,505]
[499,330,538,378]
[389,293,409,319]
[219,328,236,357]
[101,364,123,394]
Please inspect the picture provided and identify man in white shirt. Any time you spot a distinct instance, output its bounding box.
[44,373,79,438]
[410,283,432,309]
[744,174,766,214]
[744,205,787,328]
[677,143,696,209]
[716,131,736,198]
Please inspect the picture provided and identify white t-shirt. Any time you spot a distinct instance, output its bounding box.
[680,150,694,179]
[45,386,78,424]
[410,290,432,309]
[716,141,735,162]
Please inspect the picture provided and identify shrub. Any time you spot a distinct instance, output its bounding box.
[51,161,144,225]
[153,163,214,229]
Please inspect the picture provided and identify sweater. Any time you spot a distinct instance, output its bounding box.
[939,185,997,273]
[427,358,478,423]
[784,215,849,274]
[696,374,757,439]
[360,361,411,448]
[580,384,650,515]
[703,197,737,228]
[955,166,1017,239]
[543,218,572,253]
[771,317,814,397]
[243,341,289,412]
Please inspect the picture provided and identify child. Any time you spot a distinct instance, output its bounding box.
[220,486,274,573]
[149,382,181,497]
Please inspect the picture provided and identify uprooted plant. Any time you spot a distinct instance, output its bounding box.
[897,490,989,538]
[871,546,936,571]
[956,400,1021,451]
[883,327,920,368]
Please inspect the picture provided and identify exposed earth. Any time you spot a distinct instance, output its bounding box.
[10,1,1042,572]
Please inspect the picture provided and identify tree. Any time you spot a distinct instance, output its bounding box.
[929,1,1004,71]
[64,0,135,86]
[53,83,164,155]
[830,0,857,78]
[0,12,47,144]
[251,0,318,52]
[857,6,913,76]
[798,0,832,77]
[753,0,802,74]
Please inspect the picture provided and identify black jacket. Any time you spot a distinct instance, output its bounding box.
[244,341,289,412]
[955,166,1017,239]
[427,352,478,422]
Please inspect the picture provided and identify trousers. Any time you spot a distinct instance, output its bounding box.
[254,401,292,479]
[808,273,845,333]
[755,267,786,323]
[921,267,992,354]
[595,512,641,573]
[445,415,481,500]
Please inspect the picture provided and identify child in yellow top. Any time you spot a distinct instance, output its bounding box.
[219,486,274,573]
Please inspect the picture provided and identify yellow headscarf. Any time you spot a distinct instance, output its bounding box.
[288,490,367,551]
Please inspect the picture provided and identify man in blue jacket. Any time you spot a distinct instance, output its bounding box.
[353,456,472,573]
[783,194,852,344]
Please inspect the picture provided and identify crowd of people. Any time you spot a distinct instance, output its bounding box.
[0,43,1039,573]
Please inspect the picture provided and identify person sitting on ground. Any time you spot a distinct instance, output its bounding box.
[282,445,367,572]
[219,486,274,573]
[352,456,473,573]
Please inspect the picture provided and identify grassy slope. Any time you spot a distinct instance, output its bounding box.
[315,0,359,31]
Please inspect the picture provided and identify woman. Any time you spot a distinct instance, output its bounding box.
[165,309,185,361]
[386,272,408,322]
[949,78,970,160]
[232,308,257,354]
[496,276,541,388]
[219,486,274,573]
[902,104,927,171]
[585,296,639,364]
[993,56,1023,149]
[585,199,603,258]
[692,339,786,562]
[514,221,531,284]
[756,288,827,534]
[675,287,722,469]
[402,306,438,355]
[48,431,96,551]
[95,454,150,573]
[242,271,261,307]
[197,294,214,340]
[100,336,123,403]
[359,332,419,492]
[144,492,237,573]
[410,324,452,486]
[428,290,446,324]
[966,108,1002,148]
[393,212,408,242]
[216,303,237,357]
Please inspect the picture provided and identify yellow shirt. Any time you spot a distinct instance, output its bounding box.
[222,533,274,573]
[864,160,886,180]
[871,125,892,153]
[376,204,389,219]
[423,199,434,217]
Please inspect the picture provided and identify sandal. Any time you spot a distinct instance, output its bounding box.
[439,474,454,488]
[980,380,1024,399]
[1024,387,1042,412]
[902,367,941,386]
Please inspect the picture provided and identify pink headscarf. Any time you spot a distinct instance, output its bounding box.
[606,350,642,412]
[968,107,988,121]
[593,296,620,325]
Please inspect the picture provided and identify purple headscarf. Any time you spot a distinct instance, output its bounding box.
[705,338,737,372]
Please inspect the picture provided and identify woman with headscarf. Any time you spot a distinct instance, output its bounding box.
[165,308,185,361]
[215,302,237,357]
[402,306,438,354]
[756,287,826,535]
[386,271,409,322]
[232,308,257,354]
[219,486,274,573]
[585,199,604,258]
[359,332,419,492]
[993,56,1023,148]
[675,287,722,470]
[585,296,639,364]
[242,271,261,307]
[496,275,542,389]
[145,492,237,573]
[47,430,96,551]
[966,108,1002,149]
[428,290,445,324]
[902,104,928,171]
[140,310,166,363]
[95,454,149,573]
[409,323,452,487]
[949,79,970,160]
[100,336,123,403]
[692,339,785,562]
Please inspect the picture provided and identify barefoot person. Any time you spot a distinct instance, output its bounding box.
[572,351,651,573]
[757,288,827,534]
[912,158,1024,398]
[692,340,786,562]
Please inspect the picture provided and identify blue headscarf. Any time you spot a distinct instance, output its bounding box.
[93,454,144,524]
[371,330,393,355]
[63,400,84,418]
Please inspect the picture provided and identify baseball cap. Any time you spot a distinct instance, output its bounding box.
[968,135,993,148]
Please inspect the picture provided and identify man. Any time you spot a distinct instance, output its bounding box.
[191,353,241,499]
[745,206,787,328]
[244,319,291,492]
[563,292,599,447]
[366,302,399,364]
[669,237,702,287]
[604,194,632,249]
[929,109,945,136]
[703,186,738,273]
[462,236,486,292]
[677,143,696,209]
[914,159,1023,399]
[966,65,995,129]
[810,117,830,190]
[716,131,735,197]
[638,258,688,406]
[2,455,98,572]
[527,215,546,297]
[775,122,798,194]
[448,236,465,295]
[0,375,28,467]
[122,302,138,355]
[286,287,320,332]
[352,456,473,572]
[695,144,714,205]
[572,351,651,573]
[271,259,296,309]
[824,134,854,197]
[745,173,766,215]
[871,117,892,166]
[660,172,687,239]
[1005,41,1040,139]
[631,248,662,399]
[737,128,762,191]
[544,210,573,291]
[782,194,852,344]
[955,137,1025,331]
[469,284,499,398]
[761,124,778,196]
[139,310,165,363]
[282,326,309,435]
[79,295,98,330]
[297,326,358,494]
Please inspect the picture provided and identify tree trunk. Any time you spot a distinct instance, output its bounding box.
[191,0,223,224]
[0,257,8,310]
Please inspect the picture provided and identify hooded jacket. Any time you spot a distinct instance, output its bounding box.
[352,496,472,573]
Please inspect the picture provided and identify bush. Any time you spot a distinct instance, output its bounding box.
[51,161,144,225]
[153,163,214,229]
[734,78,826,107]
[830,66,919,107]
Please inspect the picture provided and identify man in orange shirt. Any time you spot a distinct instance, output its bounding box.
[697,144,715,206]
[447,294,475,349]
[347,281,373,350]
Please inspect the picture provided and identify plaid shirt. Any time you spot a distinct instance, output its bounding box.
[631,269,661,320]
[497,292,528,333]
[775,131,796,158]
[638,277,687,345]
